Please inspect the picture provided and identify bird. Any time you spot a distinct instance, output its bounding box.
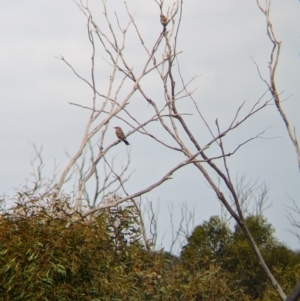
[160,14,168,27]
[114,126,130,145]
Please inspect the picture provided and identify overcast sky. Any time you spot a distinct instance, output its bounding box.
[1,0,300,253]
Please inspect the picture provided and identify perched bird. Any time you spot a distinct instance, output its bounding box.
[114,126,130,145]
[160,14,168,27]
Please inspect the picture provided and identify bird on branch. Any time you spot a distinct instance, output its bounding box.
[160,14,168,27]
[114,126,130,145]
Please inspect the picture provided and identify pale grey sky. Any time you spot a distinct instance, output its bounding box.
[1,0,300,253]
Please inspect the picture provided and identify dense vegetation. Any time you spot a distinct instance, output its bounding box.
[0,203,299,301]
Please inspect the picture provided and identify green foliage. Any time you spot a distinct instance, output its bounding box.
[0,210,113,300]
[181,215,300,300]
[0,203,246,301]
[1,199,299,301]
[233,215,276,247]
[181,216,232,267]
